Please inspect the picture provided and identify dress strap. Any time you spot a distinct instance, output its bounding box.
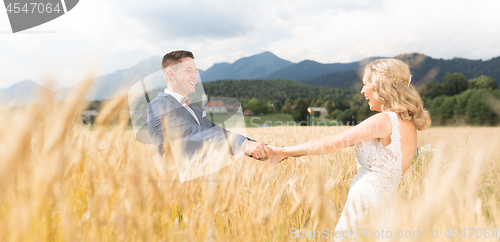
[384,111,402,157]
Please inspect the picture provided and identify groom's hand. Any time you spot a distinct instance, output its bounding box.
[244,141,269,160]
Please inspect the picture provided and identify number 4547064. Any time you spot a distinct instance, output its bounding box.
[444,228,498,238]
[6,3,62,14]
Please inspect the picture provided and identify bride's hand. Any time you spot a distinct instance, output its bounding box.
[266,145,288,166]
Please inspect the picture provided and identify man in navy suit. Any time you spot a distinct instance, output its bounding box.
[147,50,269,161]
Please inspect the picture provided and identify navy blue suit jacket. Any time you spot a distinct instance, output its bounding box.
[147,92,248,157]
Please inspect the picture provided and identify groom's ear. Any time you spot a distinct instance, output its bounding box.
[161,69,173,82]
[163,69,175,81]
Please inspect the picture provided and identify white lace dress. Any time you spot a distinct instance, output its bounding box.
[334,111,403,235]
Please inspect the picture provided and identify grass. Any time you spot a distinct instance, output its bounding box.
[0,80,500,241]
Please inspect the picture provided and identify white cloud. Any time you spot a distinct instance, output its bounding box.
[0,0,500,89]
[266,0,500,63]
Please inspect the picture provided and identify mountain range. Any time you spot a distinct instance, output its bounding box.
[200,51,293,81]
[0,80,51,106]
[301,53,500,90]
[1,51,499,106]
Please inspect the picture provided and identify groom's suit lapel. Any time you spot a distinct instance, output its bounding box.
[163,94,214,128]
[163,94,200,125]
[190,105,213,128]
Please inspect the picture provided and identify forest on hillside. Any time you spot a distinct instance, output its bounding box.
[203,73,500,126]
[419,73,500,125]
[84,72,500,127]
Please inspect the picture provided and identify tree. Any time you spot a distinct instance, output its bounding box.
[469,75,498,89]
[333,97,350,111]
[454,89,476,123]
[336,108,356,125]
[87,100,102,111]
[419,80,444,99]
[328,109,343,119]
[283,98,293,114]
[292,98,309,126]
[245,98,268,115]
[323,100,334,113]
[266,100,277,114]
[312,98,323,107]
[357,103,376,122]
[350,106,360,123]
[309,98,316,107]
[351,93,366,106]
[273,99,283,113]
[466,90,499,125]
[442,72,468,96]
[428,84,445,99]
[428,96,446,125]
[437,96,457,125]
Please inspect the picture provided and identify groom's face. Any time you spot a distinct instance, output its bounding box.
[168,57,198,96]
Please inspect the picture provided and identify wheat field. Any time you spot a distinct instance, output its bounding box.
[1,80,500,241]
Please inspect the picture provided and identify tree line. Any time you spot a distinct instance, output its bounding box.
[205,75,500,126]
[202,79,377,125]
[84,74,500,127]
[419,73,500,126]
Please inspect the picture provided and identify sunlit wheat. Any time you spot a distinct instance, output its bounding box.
[0,81,499,241]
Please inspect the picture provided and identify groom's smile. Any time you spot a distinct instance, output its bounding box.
[171,57,198,96]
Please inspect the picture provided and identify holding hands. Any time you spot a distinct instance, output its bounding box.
[266,146,288,166]
[244,140,269,160]
[244,142,301,166]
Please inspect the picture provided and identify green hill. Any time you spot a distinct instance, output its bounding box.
[202,78,355,105]
[299,53,500,90]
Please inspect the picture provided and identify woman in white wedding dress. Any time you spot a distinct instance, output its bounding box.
[267,59,431,239]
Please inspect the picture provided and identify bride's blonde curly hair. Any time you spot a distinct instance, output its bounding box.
[364,59,431,130]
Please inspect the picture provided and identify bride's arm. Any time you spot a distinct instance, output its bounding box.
[268,112,392,165]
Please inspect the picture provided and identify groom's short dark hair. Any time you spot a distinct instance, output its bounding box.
[161,50,195,69]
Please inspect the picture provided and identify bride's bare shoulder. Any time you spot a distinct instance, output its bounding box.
[360,112,392,126]
[356,112,393,134]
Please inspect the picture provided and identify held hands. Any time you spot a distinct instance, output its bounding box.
[266,145,289,166]
[244,141,298,166]
[244,140,269,160]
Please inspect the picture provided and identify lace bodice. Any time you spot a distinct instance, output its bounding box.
[335,111,404,237]
[352,111,403,195]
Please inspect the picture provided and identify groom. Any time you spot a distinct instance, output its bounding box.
[147,50,269,160]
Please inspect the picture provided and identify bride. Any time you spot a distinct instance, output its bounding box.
[267,59,431,238]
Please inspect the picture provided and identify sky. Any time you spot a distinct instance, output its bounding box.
[1,0,500,89]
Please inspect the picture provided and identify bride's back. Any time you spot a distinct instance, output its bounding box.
[380,114,416,174]
[398,116,417,174]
